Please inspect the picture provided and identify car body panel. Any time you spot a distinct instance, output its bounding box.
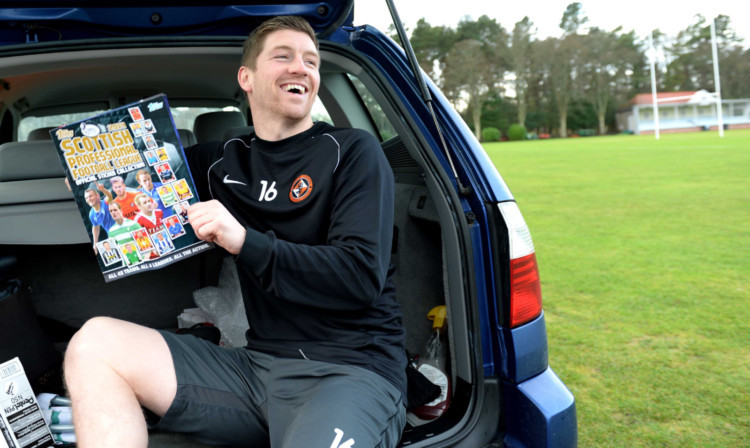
[504,368,578,448]
[0,1,353,44]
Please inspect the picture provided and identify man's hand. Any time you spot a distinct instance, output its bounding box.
[188,200,246,255]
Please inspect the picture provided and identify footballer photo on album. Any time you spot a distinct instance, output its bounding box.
[97,238,123,267]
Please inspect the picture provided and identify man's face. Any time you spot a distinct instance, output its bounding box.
[139,174,153,190]
[103,242,111,250]
[241,29,320,125]
[137,197,154,214]
[110,205,124,223]
[84,190,100,207]
[111,180,126,196]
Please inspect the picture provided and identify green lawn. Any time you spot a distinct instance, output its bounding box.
[482,130,750,448]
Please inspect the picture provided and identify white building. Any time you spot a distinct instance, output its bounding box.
[616,90,750,135]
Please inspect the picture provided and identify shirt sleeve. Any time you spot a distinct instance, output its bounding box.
[236,131,395,311]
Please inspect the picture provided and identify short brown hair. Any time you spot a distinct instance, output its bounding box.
[134,193,150,207]
[241,16,318,69]
[135,169,151,183]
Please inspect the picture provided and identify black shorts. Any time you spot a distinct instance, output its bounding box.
[148,330,405,448]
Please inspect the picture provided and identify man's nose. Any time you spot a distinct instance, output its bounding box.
[288,54,308,74]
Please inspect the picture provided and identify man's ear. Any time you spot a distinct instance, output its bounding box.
[238,66,253,94]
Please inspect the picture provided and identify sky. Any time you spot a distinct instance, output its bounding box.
[353,0,750,46]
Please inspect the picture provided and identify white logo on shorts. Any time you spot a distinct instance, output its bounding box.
[330,428,354,448]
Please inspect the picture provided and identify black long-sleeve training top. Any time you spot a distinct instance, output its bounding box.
[186,122,407,398]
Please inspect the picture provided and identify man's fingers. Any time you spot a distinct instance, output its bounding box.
[186,200,244,254]
[193,219,218,242]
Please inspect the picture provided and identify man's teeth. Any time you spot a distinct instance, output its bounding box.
[283,84,307,94]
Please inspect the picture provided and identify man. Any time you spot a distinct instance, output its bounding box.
[106,201,143,246]
[133,193,164,232]
[156,184,177,207]
[135,169,174,217]
[109,176,140,220]
[156,163,175,183]
[100,240,120,264]
[84,183,115,254]
[120,244,141,267]
[165,218,183,238]
[64,16,405,448]
[153,231,173,256]
[133,193,163,259]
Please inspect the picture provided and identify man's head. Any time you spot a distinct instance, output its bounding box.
[110,176,126,196]
[103,241,111,250]
[84,188,100,207]
[238,16,320,136]
[136,170,153,190]
[241,16,318,70]
[135,193,154,214]
[109,202,124,224]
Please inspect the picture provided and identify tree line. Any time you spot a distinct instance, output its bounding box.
[393,2,750,139]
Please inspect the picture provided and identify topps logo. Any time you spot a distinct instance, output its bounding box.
[148,101,164,112]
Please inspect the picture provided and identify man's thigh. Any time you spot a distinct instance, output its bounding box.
[268,359,405,448]
[148,331,271,447]
[66,317,177,415]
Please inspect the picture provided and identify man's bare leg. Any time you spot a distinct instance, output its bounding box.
[64,317,177,448]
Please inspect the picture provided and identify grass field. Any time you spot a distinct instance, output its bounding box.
[482,130,750,447]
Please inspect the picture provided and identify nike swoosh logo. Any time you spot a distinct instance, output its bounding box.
[223,175,247,186]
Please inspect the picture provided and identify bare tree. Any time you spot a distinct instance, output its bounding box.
[442,39,495,139]
[440,16,509,139]
[410,18,456,84]
[511,17,535,127]
[560,2,589,36]
[579,28,641,134]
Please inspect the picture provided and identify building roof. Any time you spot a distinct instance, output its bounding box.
[630,91,698,105]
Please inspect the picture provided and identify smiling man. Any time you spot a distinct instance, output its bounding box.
[64,15,406,448]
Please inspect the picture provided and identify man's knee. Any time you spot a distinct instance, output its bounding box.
[64,317,177,413]
[64,317,121,375]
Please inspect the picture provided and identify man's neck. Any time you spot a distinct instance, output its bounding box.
[253,117,314,142]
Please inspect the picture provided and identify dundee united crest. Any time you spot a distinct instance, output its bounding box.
[289,175,313,203]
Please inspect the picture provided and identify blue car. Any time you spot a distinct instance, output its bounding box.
[0,1,576,446]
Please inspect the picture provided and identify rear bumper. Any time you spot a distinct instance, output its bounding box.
[502,368,577,448]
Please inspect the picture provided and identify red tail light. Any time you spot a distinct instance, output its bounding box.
[498,202,544,328]
[509,252,543,328]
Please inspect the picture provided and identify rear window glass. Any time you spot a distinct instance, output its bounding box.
[348,74,398,141]
[19,111,107,141]
[19,106,242,141]
[19,102,336,141]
